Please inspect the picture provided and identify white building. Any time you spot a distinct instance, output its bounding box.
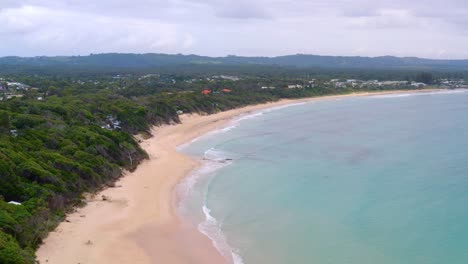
[287,85,304,89]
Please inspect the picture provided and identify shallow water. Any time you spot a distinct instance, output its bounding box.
[178,90,468,264]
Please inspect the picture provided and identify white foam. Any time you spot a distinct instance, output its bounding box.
[176,148,243,263]
[220,124,238,133]
[234,111,264,122]
[204,148,229,161]
[428,89,468,95]
[176,101,310,264]
[177,158,231,205]
[262,102,307,113]
[199,205,245,264]
[178,101,309,150]
[372,93,414,98]
[371,89,468,99]
[230,102,306,127]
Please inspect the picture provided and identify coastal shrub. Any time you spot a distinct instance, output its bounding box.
[0,232,34,264]
[0,111,10,134]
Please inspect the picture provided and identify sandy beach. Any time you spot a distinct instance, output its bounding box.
[36,89,442,264]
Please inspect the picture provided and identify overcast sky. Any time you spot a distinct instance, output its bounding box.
[1,0,468,58]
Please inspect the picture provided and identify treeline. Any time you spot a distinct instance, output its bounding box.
[2,63,468,81]
[3,53,468,71]
[0,71,432,263]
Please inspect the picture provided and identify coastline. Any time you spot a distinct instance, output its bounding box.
[36,88,444,264]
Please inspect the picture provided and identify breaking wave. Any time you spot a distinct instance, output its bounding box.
[199,205,245,264]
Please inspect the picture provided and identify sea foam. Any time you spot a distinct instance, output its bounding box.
[177,101,310,263]
[177,148,232,207]
[176,151,242,264]
[178,101,308,151]
[199,205,245,264]
[370,89,468,99]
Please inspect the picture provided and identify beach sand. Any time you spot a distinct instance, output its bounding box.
[36,89,441,264]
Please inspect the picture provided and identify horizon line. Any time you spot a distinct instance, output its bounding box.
[1,52,468,61]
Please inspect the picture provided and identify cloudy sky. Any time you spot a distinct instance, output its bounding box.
[1,0,468,58]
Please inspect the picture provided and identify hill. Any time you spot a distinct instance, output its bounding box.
[1,53,468,71]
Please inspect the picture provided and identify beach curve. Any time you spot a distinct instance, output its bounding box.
[36,89,443,264]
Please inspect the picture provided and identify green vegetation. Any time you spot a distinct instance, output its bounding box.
[0,66,456,263]
[2,53,468,71]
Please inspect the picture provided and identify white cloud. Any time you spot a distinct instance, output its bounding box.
[348,9,421,29]
[1,0,468,58]
[0,5,195,56]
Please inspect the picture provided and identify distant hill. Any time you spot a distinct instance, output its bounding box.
[1,53,468,71]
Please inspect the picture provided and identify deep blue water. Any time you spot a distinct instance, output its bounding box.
[178,90,468,264]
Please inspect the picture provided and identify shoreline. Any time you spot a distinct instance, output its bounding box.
[36,88,445,264]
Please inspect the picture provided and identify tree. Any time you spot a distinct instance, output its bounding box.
[415,72,433,85]
[0,232,32,264]
[0,111,10,135]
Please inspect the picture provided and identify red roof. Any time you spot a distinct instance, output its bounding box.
[201,89,211,95]
[221,88,232,93]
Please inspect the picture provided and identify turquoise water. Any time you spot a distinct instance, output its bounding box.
[178,90,468,264]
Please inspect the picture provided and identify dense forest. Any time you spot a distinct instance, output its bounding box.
[2,53,468,71]
[0,66,460,263]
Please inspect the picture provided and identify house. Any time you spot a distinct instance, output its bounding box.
[213,75,240,81]
[7,82,29,90]
[221,88,232,93]
[8,201,21,205]
[10,130,18,137]
[287,85,304,89]
[102,115,122,130]
[5,93,23,100]
[411,82,427,87]
[380,81,408,86]
[201,89,212,95]
[335,82,347,88]
[261,86,276,89]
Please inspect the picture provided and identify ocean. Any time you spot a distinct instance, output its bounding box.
[177,90,468,264]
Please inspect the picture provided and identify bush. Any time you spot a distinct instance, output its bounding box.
[0,232,34,264]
